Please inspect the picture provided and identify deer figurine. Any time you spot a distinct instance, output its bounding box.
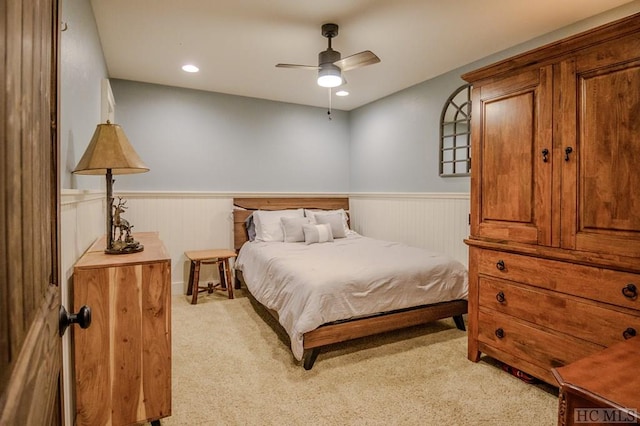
[112,197,132,243]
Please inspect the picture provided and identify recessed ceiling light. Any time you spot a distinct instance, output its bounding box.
[335,90,349,96]
[182,64,199,73]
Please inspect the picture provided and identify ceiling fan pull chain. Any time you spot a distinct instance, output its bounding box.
[327,88,332,120]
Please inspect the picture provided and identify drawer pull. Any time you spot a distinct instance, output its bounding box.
[622,283,638,300]
[496,291,506,303]
[496,260,505,271]
[495,328,505,339]
[623,327,637,340]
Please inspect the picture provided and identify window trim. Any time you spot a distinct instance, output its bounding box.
[439,84,471,177]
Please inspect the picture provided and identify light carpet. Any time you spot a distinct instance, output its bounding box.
[163,290,558,425]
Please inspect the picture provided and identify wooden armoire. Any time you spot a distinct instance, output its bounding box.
[463,13,640,384]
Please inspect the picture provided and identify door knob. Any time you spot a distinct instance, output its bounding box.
[59,305,92,336]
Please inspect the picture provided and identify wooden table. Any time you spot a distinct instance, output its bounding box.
[552,337,640,425]
[185,249,237,304]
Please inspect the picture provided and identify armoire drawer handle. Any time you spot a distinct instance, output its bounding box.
[495,328,505,339]
[622,283,638,300]
[623,327,637,340]
[496,260,505,271]
[541,148,549,163]
[496,291,506,303]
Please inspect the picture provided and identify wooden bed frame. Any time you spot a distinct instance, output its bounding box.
[232,197,468,369]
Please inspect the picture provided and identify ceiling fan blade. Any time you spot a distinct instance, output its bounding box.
[275,63,319,70]
[333,50,380,72]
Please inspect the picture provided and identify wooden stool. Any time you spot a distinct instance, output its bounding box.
[185,249,237,304]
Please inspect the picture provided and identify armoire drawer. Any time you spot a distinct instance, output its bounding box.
[477,309,603,371]
[479,277,640,347]
[475,248,640,310]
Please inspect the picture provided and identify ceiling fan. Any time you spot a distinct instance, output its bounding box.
[276,23,380,88]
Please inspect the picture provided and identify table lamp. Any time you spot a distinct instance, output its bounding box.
[73,121,149,254]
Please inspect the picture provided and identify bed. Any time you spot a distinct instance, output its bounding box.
[233,197,468,369]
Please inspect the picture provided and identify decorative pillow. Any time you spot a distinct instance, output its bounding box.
[253,209,304,242]
[302,223,334,245]
[315,212,346,238]
[281,216,310,242]
[305,208,351,236]
[244,213,256,241]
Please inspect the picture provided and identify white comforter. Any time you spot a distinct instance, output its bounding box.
[235,233,468,361]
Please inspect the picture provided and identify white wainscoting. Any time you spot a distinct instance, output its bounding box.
[61,190,105,287]
[349,193,470,267]
[114,191,235,295]
[61,191,471,297]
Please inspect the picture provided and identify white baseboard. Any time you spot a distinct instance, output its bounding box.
[172,281,186,296]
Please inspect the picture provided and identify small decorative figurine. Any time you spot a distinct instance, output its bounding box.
[108,197,144,254]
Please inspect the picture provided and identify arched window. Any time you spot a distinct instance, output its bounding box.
[439,84,471,176]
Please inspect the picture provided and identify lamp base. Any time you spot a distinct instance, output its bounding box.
[105,241,144,255]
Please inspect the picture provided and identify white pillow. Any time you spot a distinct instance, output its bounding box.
[253,209,304,242]
[302,223,334,244]
[305,208,350,236]
[281,216,310,242]
[315,212,346,238]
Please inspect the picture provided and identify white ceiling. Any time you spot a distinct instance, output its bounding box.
[90,0,635,111]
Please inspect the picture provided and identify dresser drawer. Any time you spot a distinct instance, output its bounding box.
[479,277,640,347]
[477,309,603,371]
[475,248,640,310]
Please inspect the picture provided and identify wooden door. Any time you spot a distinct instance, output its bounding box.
[0,0,62,424]
[559,32,640,259]
[470,66,553,245]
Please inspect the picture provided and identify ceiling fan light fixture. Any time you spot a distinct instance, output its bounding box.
[317,64,342,88]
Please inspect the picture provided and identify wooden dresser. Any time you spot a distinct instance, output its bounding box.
[73,232,171,425]
[463,13,640,384]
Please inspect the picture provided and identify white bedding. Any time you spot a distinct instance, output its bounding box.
[235,233,468,361]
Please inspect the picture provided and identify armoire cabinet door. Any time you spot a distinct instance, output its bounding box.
[559,33,640,259]
[470,66,553,245]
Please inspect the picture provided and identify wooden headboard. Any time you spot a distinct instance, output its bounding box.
[232,197,349,251]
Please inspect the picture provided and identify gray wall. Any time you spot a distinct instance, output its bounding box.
[61,1,640,193]
[109,80,350,192]
[348,1,640,193]
[350,71,469,193]
[60,0,109,190]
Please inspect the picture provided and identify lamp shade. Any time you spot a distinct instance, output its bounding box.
[73,122,149,175]
[317,64,343,88]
